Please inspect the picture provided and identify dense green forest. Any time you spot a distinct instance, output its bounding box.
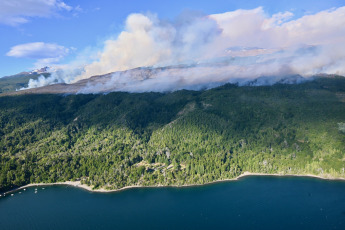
[1,76,345,192]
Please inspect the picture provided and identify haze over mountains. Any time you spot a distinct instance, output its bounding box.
[3,61,308,95]
[2,6,344,95]
[2,45,335,95]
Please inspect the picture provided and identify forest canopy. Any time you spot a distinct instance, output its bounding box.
[1,76,345,192]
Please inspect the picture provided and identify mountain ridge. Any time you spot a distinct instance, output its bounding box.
[3,63,338,96]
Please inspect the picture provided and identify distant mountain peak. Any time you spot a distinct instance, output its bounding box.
[29,66,51,75]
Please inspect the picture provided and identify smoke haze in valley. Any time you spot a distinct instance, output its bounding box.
[23,6,345,93]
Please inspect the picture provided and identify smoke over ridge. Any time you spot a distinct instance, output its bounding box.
[24,6,345,93]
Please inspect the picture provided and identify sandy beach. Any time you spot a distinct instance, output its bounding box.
[3,172,345,196]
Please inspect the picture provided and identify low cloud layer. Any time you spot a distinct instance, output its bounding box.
[25,6,345,92]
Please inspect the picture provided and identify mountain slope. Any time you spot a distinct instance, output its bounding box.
[5,63,313,95]
[0,76,345,192]
[0,72,50,94]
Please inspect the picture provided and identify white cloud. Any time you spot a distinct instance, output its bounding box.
[7,42,69,67]
[209,6,345,48]
[7,42,69,59]
[0,0,74,26]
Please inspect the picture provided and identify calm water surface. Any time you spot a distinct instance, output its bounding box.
[1,176,345,230]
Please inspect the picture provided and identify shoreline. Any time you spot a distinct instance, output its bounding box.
[2,172,345,196]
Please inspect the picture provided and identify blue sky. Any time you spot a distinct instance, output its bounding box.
[1,0,345,77]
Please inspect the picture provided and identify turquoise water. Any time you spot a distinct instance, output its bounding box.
[0,176,345,230]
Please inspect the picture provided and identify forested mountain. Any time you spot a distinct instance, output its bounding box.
[1,76,345,192]
[0,72,50,94]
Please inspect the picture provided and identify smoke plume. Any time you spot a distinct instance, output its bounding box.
[24,6,345,92]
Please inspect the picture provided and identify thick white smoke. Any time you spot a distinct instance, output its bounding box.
[24,6,345,92]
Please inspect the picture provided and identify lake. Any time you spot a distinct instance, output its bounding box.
[1,176,345,230]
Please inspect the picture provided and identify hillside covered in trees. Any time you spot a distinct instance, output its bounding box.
[1,76,345,192]
[0,72,50,94]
